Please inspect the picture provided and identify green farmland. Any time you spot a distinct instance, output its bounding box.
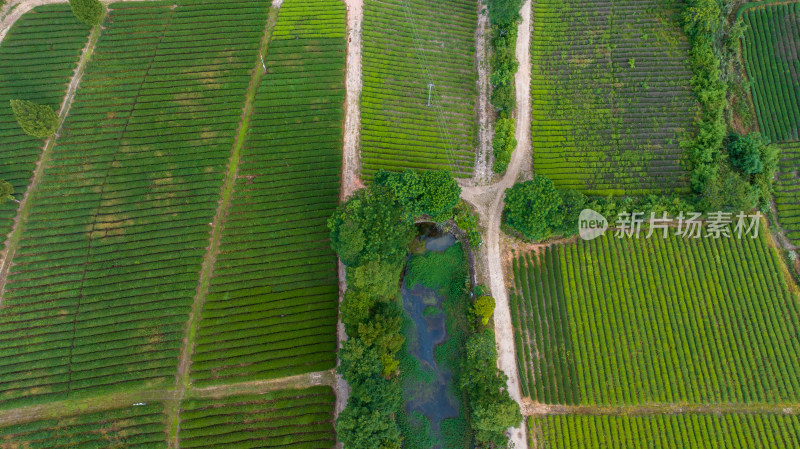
[510,234,800,405]
[0,5,90,244]
[0,1,343,446]
[530,414,800,449]
[775,142,800,245]
[361,0,477,178]
[191,0,345,386]
[0,0,269,409]
[741,2,800,142]
[0,403,167,448]
[179,387,336,448]
[531,0,696,195]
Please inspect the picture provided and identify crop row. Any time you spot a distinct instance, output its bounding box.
[360,0,477,178]
[531,0,694,195]
[774,142,800,245]
[511,233,800,405]
[531,414,800,448]
[0,5,91,247]
[0,0,269,409]
[741,2,800,142]
[0,403,166,447]
[179,387,335,448]
[510,246,579,405]
[190,0,345,387]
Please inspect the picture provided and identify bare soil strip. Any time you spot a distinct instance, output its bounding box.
[166,3,281,446]
[341,0,363,198]
[472,2,493,186]
[0,22,101,303]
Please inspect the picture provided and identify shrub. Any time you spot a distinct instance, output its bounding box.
[504,175,563,241]
[474,296,495,326]
[9,99,58,138]
[69,0,105,26]
[492,117,516,173]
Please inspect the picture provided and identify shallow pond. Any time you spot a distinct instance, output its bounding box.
[400,230,459,448]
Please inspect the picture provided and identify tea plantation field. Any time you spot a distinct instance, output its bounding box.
[741,1,800,142]
[775,142,800,246]
[530,414,800,449]
[179,387,336,448]
[0,4,90,246]
[0,403,167,448]
[530,0,695,195]
[510,234,800,405]
[360,0,477,178]
[191,0,345,386]
[0,0,270,409]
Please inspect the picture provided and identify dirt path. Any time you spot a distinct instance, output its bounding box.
[461,1,533,447]
[341,0,363,198]
[472,2,493,186]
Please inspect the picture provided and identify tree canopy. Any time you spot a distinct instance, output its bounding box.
[9,100,58,139]
[69,0,106,26]
[504,174,563,240]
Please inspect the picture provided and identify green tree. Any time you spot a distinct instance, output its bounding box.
[346,257,403,300]
[471,397,522,447]
[504,175,563,240]
[341,289,375,337]
[328,186,414,266]
[474,295,495,326]
[728,132,770,175]
[358,304,405,377]
[419,169,461,220]
[553,189,587,236]
[9,100,58,139]
[487,0,524,27]
[69,0,105,25]
[492,117,516,173]
[336,404,402,449]
[0,181,15,203]
[698,168,758,212]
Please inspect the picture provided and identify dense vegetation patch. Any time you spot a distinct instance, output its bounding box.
[9,99,57,139]
[331,170,519,449]
[68,0,105,26]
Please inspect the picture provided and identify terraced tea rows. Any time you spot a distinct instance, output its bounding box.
[0,0,269,408]
[179,387,336,448]
[0,4,90,242]
[741,2,800,142]
[775,142,800,246]
[510,234,800,405]
[530,0,695,195]
[360,0,477,178]
[530,414,800,449]
[191,0,344,386]
[0,403,166,448]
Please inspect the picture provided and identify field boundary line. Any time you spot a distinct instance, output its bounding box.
[189,370,336,399]
[166,2,281,446]
[524,401,800,417]
[0,21,101,304]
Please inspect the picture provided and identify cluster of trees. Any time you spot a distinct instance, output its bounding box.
[503,175,588,240]
[331,170,460,449]
[69,0,105,26]
[682,0,778,212]
[487,0,524,173]
[332,169,520,448]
